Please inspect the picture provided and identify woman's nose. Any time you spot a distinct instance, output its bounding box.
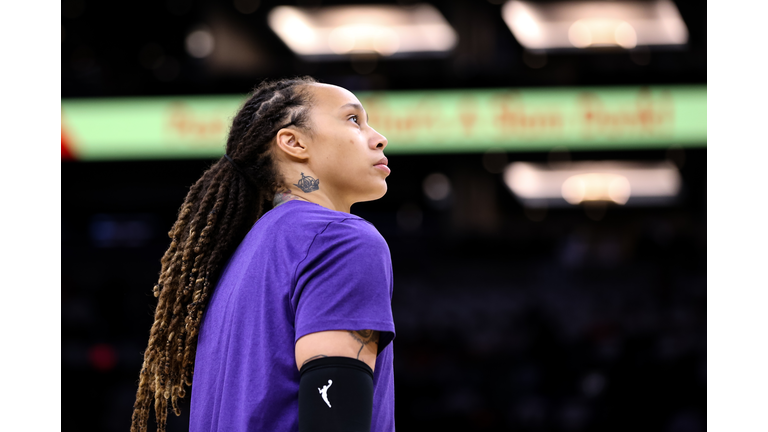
[372,129,387,150]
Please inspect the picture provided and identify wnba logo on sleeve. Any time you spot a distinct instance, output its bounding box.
[318,379,333,408]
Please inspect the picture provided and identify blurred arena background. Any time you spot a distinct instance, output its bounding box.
[61,1,706,431]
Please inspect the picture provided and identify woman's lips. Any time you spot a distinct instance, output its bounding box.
[374,156,390,174]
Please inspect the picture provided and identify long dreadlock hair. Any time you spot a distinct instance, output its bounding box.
[130,76,318,432]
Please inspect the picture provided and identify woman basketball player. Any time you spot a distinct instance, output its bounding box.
[130,76,395,432]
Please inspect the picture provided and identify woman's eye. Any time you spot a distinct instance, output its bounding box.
[349,115,359,124]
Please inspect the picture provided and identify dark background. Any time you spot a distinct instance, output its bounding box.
[61,1,706,431]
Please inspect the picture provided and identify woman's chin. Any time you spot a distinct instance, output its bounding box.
[374,180,388,199]
[356,182,388,203]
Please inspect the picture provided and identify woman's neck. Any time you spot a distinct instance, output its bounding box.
[272,190,311,208]
[272,188,351,213]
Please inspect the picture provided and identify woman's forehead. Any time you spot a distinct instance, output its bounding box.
[308,83,361,111]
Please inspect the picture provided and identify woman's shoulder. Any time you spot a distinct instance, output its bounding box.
[323,215,385,244]
[264,201,381,241]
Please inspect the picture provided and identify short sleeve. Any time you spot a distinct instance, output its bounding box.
[292,218,395,354]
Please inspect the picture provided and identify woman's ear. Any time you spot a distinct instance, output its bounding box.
[274,128,309,161]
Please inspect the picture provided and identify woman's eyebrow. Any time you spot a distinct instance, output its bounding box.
[339,102,369,123]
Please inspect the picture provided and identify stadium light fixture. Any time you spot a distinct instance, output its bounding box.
[267,4,458,58]
[501,0,688,50]
[503,161,682,207]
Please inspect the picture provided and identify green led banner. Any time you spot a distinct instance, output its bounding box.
[61,95,241,161]
[61,85,706,160]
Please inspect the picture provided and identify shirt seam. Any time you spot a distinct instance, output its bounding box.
[289,217,364,317]
[295,318,395,336]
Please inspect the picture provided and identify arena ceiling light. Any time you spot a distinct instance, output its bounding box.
[503,161,682,207]
[501,0,688,50]
[267,4,458,58]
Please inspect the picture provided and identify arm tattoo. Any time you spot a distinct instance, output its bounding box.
[301,354,328,368]
[348,330,380,359]
[294,172,320,193]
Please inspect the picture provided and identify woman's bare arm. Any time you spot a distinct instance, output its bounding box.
[295,330,380,372]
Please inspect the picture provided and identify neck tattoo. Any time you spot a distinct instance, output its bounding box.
[273,190,312,208]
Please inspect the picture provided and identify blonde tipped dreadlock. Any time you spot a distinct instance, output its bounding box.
[130,76,318,432]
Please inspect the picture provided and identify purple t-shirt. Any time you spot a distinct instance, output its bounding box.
[190,200,396,432]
